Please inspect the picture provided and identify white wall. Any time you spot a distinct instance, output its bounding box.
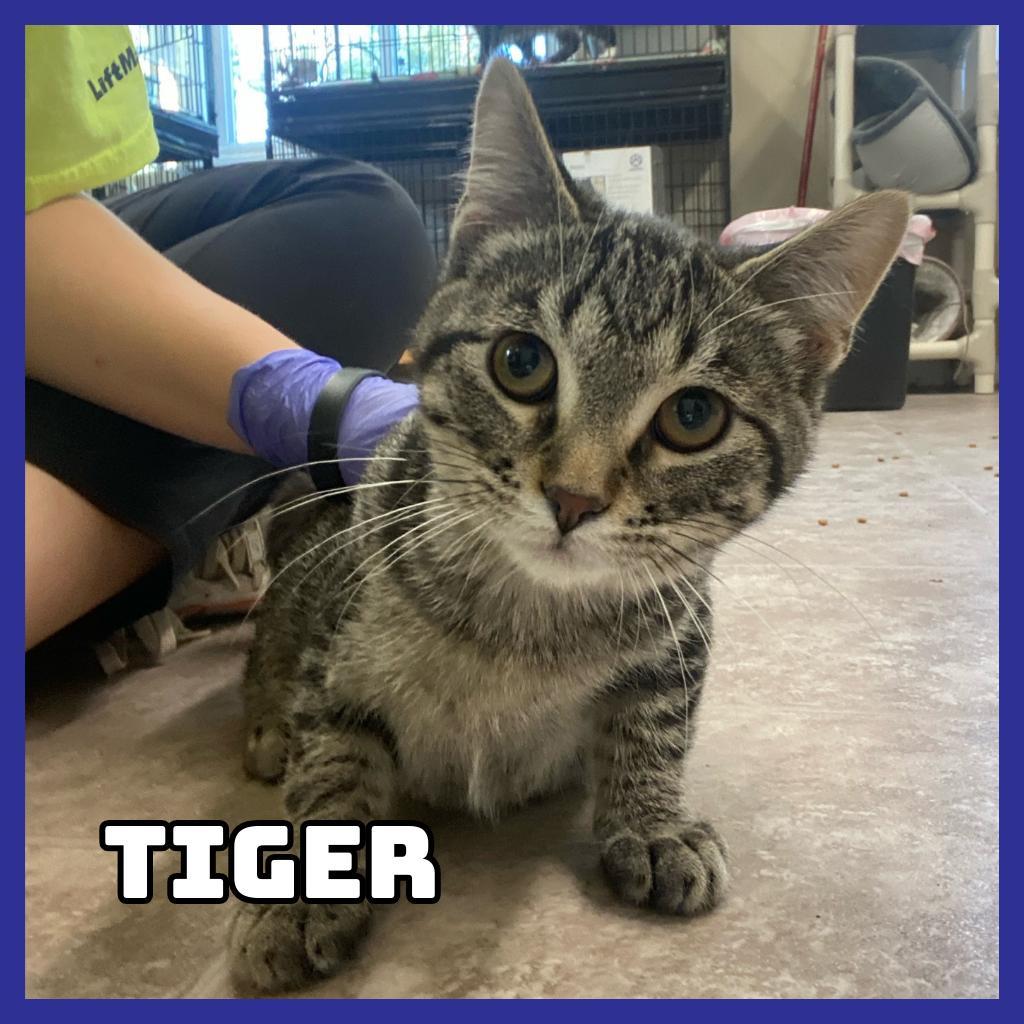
[729,25,832,216]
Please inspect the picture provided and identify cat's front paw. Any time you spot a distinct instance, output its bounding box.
[243,722,287,783]
[228,900,371,993]
[600,820,728,916]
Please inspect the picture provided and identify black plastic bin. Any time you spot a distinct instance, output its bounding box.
[741,243,917,412]
[824,257,917,412]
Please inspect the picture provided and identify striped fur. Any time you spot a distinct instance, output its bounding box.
[229,60,909,992]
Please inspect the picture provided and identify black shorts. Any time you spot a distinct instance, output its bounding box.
[26,158,437,634]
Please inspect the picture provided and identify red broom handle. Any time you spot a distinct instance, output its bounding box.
[798,25,829,207]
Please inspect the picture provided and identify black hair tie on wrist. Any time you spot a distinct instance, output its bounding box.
[306,367,381,494]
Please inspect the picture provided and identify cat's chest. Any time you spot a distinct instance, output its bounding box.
[349,602,611,710]
[390,671,589,814]
[335,610,608,813]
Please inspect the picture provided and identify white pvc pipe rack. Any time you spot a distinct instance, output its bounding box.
[831,25,998,394]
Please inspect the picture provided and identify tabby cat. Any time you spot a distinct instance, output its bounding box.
[229,58,909,992]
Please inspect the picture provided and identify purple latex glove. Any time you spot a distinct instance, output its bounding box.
[336,373,419,485]
[228,349,419,486]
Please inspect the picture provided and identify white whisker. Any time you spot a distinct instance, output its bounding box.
[693,241,800,335]
[556,186,566,293]
[244,496,459,622]
[180,456,410,528]
[680,518,880,642]
[643,563,692,743]
[571,206,606,290]
[658,528,804,657]
[700,290,856,341]
[332,506,481,629]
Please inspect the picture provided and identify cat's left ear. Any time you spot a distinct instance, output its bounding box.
[733,190,911,371]
[447,58,580,276]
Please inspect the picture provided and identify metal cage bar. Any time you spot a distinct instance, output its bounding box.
[130,24,213,123]
[266,24,727,88]
[265,26,731,261]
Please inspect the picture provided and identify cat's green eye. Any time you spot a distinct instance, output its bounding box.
[490,333,557,403]
[653,387,730,453]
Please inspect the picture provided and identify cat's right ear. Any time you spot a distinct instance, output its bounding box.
[447,58,579,277]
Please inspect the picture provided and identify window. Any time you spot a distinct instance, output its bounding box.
[208,25,268,163]
[211,24,482,165]
[129,25,211,122]
[225,26,268,145]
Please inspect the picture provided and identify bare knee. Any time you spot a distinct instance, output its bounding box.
[25,463,165,649]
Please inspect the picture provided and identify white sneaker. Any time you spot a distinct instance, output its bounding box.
[169,515,271,622]
[94,608,212,675]
[92,472,320,677]
[94,514,271,677]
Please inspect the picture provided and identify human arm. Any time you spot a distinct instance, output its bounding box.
[26,193,420,481]
[25,192,300,454]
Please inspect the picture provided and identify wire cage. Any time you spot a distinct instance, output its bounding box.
[267,24,727,87]
[92,27,217,200]
[92,159,209,202]
[272,135,464,258]
[129,24,214,123]
[268,26,731,261]
[272,136,729,263]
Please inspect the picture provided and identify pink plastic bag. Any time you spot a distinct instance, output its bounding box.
[719,206,935,266]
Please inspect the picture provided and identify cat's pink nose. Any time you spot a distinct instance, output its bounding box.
[543,484,608,535]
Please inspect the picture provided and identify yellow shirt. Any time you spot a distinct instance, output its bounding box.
[25,25,159,211]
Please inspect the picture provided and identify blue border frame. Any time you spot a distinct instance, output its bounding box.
[13,3,1014,1012]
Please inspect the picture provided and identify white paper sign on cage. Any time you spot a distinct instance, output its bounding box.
[562,146,667,217]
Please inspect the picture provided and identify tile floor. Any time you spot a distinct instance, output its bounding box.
[25,393,999,998]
